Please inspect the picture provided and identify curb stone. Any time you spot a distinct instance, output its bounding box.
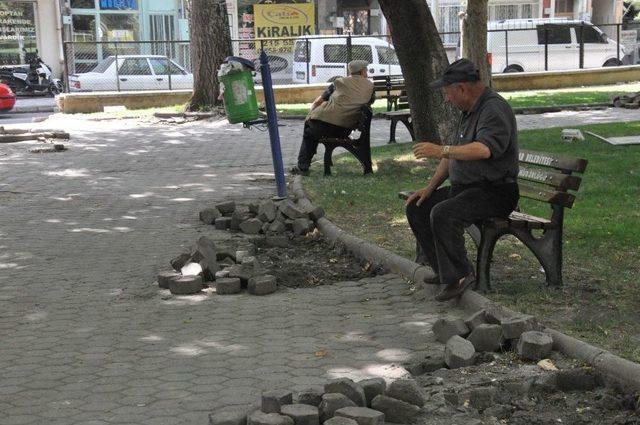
[292,175,640,392]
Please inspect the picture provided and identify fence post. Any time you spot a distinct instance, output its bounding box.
[346,33,352,75]
[504,30,509,69]
[115,42,120,92]
[544,26,549,71]
[579,22,585,69]
[617,23,621,62]
[63,42,70,93]
[305,38,310,84]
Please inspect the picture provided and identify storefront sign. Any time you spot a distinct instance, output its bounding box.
[0,1,36,65]
[254,3,315,53]
[100,0,138,10]
[621,29,638,52]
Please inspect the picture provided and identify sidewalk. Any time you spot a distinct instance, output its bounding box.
[0,108,637,424]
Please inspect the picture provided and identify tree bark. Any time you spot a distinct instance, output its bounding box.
[187,0,232,112]
[461,1,491,86]
[378,0,458,144]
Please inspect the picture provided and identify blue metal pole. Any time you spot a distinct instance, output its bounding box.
[259,49,287,199]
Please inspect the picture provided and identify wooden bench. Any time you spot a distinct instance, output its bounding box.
[319,105,373,176]
[373,75,415,144]
[399,149,589,291]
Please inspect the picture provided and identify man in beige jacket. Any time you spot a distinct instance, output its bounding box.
[290,60,374,176]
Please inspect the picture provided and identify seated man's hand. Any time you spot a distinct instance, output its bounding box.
[405,187,433,207]
[413,142,442,159]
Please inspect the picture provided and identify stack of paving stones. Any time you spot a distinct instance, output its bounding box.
[423,310,555,370]
[209,377,429,425]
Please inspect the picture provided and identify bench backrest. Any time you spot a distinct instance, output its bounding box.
[517,149,588,209]
[373,75,407,111]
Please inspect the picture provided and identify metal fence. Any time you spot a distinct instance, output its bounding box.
[62,21,635,93]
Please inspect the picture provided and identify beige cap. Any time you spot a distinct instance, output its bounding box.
[348,60,369,74]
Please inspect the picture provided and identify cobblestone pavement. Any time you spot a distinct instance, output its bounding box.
[0,107,636,424]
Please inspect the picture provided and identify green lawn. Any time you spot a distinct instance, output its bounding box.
[303,121,640,363]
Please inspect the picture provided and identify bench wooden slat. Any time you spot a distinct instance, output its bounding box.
[519,181,576,208]
[518,165,582,191]
[519,149,588,173]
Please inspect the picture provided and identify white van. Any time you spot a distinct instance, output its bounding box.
[487,18,624,73]
[291,36,401,84]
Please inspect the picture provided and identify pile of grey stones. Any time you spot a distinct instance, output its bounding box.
[430,310,554,370]
[209,377,430,425]
[200,199,325,247]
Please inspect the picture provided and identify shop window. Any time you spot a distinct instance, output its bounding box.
[0,1,37,65]
[555,0,574,14]
[71,0,95,8]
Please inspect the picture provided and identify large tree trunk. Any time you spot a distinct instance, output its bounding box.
[378,0,457,144]
[187,0,232,112]
[461,1,491,86]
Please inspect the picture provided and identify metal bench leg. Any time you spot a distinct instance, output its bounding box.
[323,146,334,176]
[475,225,501,293]
[388,119,398,144]
[510,227,563,287]
[400,117,415,141]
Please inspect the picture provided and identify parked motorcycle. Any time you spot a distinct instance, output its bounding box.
[0,53,62,97]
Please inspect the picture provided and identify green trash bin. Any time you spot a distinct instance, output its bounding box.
[219,70,259,124]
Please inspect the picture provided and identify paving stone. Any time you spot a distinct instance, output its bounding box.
[325,378,366,407]
[209,409,248,425]
[297,388,323,407]
[516,331,553,361]
[555,368,601,392]
[216,217,232,230]
[216,278,242,295]
[467,324,503,352]
[292,218,313,236]
[432,318,470,343]
[501,315,538,340]
[248,202,260,215]
[385,379,426,407]
[181,262,203,277]
[319,393,356,423]
[444,335,476,369]
[169,275,203,295]
[248,410,294,425]
[258,200,277,222]
[219,257,235,267]
[267,220,287,235]
[216,201,236,216]
[371,395,420,424]
[323,417,357,425]
[266,235,289,248]
[193,236,219,280]
[248,275,277,295]
[231,210,249,231]
[404,351,446,376]
[235,250,250,263]
[170,252,191,271]
[334,407,384,425]
[281,404,320,425]
[464,310,487,331]
[357,378,385,408]
[157,270,180,289]
[262,390,293,414]
[240,218,263,234]
[484,305,509,324]
[200,207,222,225]
[307,206,325,221]
[279,201,306,220]
[215,269,230,279]
[466,386,497,411]
[227,263,258,287]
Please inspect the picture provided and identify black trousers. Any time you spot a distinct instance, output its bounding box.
[405,182,519,285]
[297,119,351,170]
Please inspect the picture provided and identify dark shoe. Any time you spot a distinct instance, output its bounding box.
[290,166,310,176]
[423,274,440,285]
[435,274,475,302]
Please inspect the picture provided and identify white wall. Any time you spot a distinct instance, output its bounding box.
[35,0,63,77]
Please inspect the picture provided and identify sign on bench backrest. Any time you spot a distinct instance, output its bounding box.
[519,149,588,174]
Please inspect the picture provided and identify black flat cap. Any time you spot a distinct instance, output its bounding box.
[429,58,480,89]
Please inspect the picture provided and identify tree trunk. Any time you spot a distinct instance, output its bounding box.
[378,0,458,144]
[461,1,491,86]
[187,0,232,112]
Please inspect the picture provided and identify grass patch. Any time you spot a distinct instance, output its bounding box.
[303,121,640,362]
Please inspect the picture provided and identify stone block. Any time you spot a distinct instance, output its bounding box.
[284,219,294,231]
[258,200,277,222]
[248,275,277,295]
[248,202,260,215]
[516,331,553,361]
[467,324,503,352]
[266,235,289,248]
[240,218,264,235]
[555,368,601,392]
[357,378,385,408]
[169,275,203,295]
[157,270,179,289]
[231,210,249,231]
[209,409,247,425]
[227,263,258,287]
[501,315,538,340]
[216,278,242,295]
[334,407,384,425]
[292,218,313,236]
[219,257,235,267]
[170,252,191,271]
[268,220,287,235]
[466,387,497,411]
[319,394,356,423]
[200,207,222,224]
[432,318,470,343]
[248,411,294,425]
[297,388,323,407]
[181,262,203,277]
[464,310,487,331]
[325,378,366,407]
[235,250,250,263]
[262,390,293,414]
[404,351,446,376]
[215,270,230,279]
[194,236,218,280]
[371,395,420,424]
[216,201,236,216]
[444,335,475,369]
[323,418,357,425]
[307,206,325,221]
[215,217,232,230]
[385,379,426,407]
[484,305,509,324]
[279,201,306,220]
[281,404,319,425]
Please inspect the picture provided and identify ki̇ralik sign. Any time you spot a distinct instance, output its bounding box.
[254,3,315,53]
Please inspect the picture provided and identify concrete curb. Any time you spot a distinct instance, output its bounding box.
[293,175,640,392]
[10,106,57,114]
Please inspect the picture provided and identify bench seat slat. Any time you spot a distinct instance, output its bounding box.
[518,165,582,190]
[519,181,576,208]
